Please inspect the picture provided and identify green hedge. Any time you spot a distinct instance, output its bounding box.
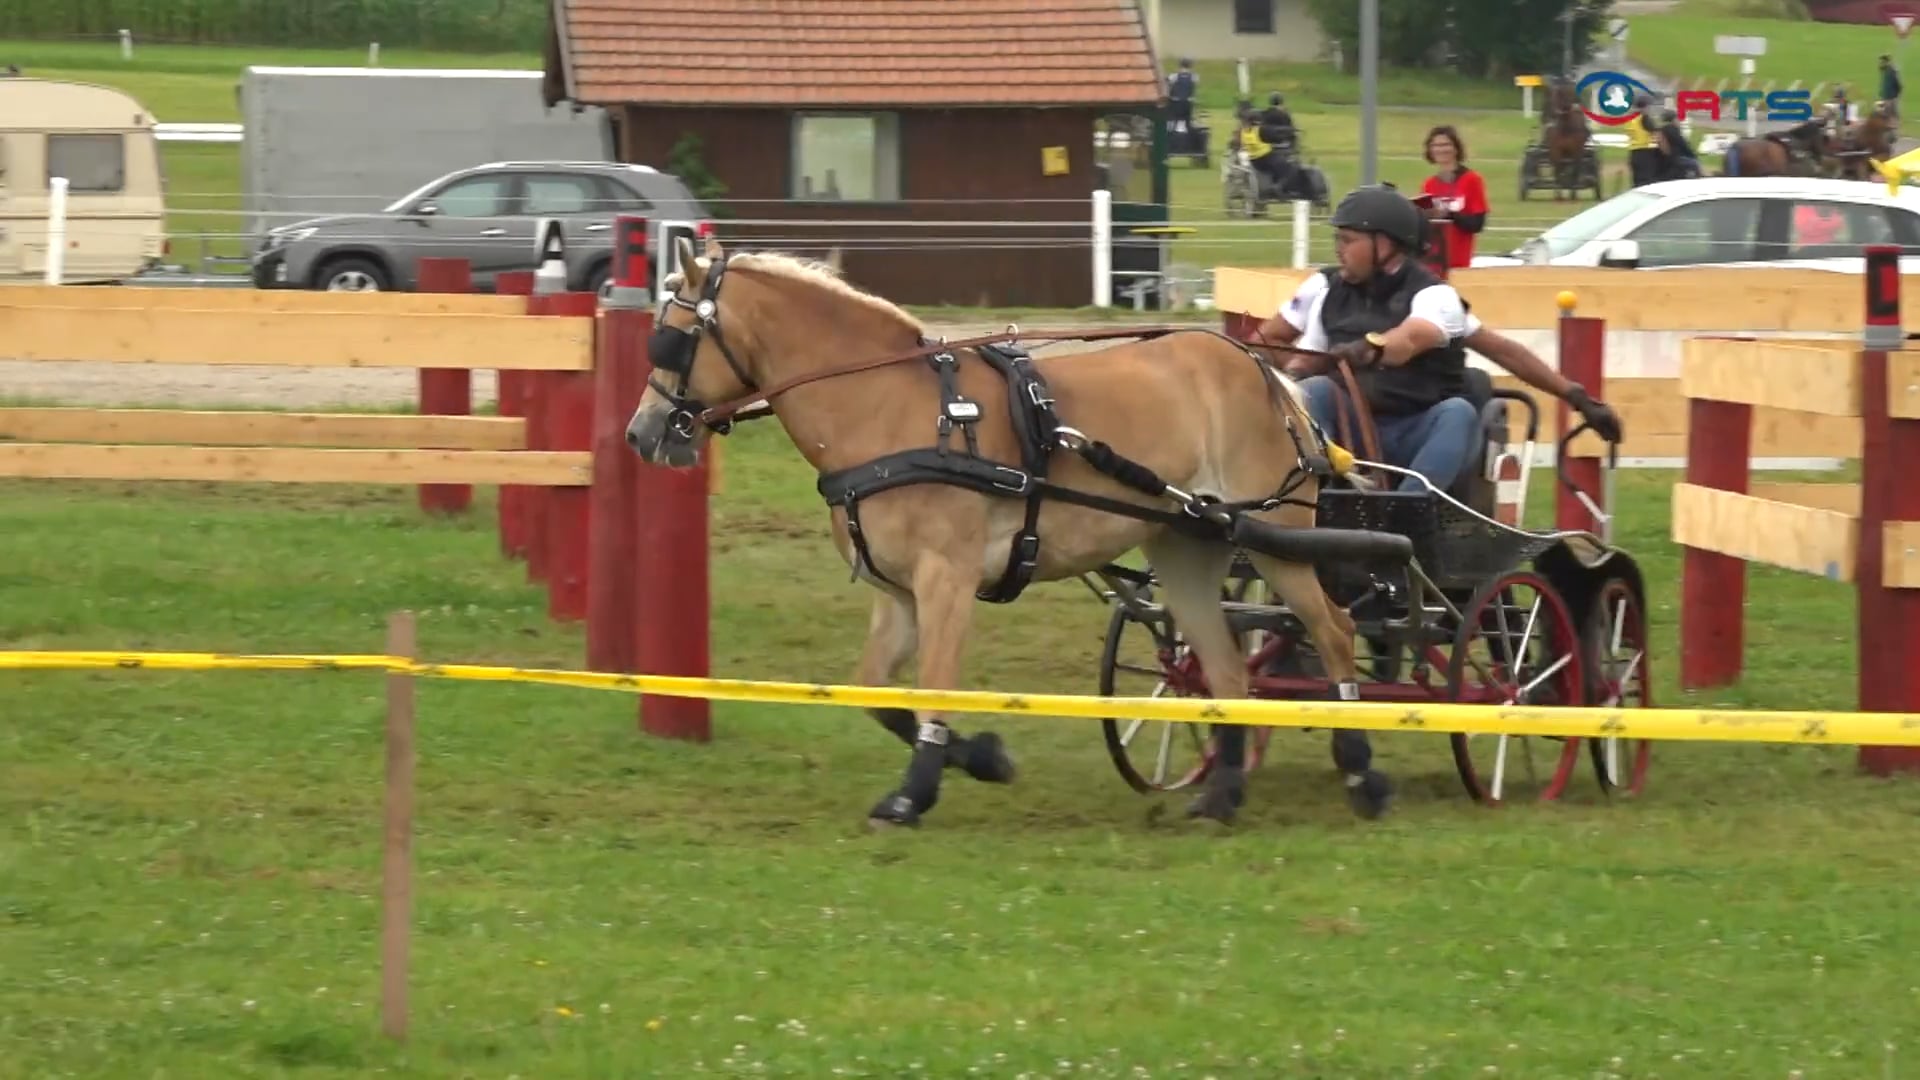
[0,0,547,52]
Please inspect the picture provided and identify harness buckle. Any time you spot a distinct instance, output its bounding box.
[945,400,981,423]
[1025,382,1055,409]
[990,466,1031,495]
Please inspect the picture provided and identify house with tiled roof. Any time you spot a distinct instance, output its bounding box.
[542,0,1165,306]
[1138,0,1325,63]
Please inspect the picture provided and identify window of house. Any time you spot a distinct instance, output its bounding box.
[1234,0,1275,34]
[46,133,124,193]
[791,113,901,202]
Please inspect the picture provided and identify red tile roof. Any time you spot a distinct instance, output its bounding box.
[549,0,1162,108]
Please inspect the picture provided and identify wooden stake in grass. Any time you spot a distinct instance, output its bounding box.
[381,611,417,1042]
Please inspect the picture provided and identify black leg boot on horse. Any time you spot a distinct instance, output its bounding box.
[1326,680,1393,819]
[870,706,1017,787]
[1186,723,1249,824]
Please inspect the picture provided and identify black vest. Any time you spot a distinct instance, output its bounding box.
[1317,260,1469,417]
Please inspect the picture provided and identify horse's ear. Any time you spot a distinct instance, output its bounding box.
[674,235,702,289]
[702,234,724,260]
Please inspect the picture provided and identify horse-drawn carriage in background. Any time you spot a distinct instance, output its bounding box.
[1084,373,1650,805]
[1520,75,1605,201]
[1222,127,1332,217]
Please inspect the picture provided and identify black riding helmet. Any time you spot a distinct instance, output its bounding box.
[1328,184,1424,251]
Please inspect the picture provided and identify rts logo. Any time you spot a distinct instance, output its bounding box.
[1575,70,1813,125]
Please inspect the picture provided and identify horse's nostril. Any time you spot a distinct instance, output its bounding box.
[626,427,643,449]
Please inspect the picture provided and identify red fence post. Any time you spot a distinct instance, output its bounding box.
[522,237,577,586]
[631,237,712,743]
[540,291,599,622]
[587,216,650,672]
[1854,244,1920,775]
[416,257,473,516]
[1554,300,1607,534]
[494,270,535,562]
[1678,386,1752,692]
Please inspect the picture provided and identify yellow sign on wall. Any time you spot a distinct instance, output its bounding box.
[1041,145,1069,176]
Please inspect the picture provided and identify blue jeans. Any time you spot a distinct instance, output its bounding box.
[1298,375,1479,493]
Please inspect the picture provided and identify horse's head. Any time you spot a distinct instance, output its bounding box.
[625,234,759,468]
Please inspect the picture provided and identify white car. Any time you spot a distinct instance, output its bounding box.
[1471,176,1920,271]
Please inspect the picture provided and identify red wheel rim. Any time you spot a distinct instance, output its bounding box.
[1447,571,1586,805]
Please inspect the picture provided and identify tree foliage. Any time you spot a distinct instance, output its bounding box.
[1305,0,1617,80]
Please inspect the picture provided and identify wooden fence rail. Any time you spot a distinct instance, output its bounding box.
[0,245,712,742]
[1673,245,1920,778]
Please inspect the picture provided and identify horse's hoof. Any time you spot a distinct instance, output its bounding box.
[1185,766,1245,824]
[959,731,1017,784]
[1344,769,1394,821]
[1184,787,1238,826]
[866,792,921,829]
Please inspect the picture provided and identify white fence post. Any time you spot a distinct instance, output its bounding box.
[369,42,380,66]
[1291,199,1310,269]
[119,28,132,59]
[45,176,68,286]
[1091,190,1112,308]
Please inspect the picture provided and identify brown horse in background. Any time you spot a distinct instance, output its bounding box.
[1827,105,1897,180]
[1542,77,1591,199]
[1721,118,1827,177]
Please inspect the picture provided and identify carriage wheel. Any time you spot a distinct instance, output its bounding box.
[1583,577,1652,797]
[1446,571,1586,805]
[1097,577,1271,794]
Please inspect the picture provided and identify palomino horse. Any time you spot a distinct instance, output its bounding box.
[625,236,1407,829]
[1541,78,1591,199]
[1722,118,1828,177]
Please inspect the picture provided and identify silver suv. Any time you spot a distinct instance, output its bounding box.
[249,160,710,293]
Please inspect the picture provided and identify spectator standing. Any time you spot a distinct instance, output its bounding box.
[1880,54,1902,121]
[1417,125,1488,270]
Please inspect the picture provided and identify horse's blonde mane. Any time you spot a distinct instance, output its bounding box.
[724,250,925,334]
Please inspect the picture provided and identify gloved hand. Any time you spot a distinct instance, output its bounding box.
[1565,384,1623,443]
[1327,336,1382,369]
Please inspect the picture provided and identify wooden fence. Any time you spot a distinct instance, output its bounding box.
[0,250,713,741]
[1671,246,1920,777]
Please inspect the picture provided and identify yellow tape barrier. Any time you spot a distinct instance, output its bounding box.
[5,649,1920,747]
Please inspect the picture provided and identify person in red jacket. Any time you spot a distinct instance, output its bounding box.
[1418,125,1489,270]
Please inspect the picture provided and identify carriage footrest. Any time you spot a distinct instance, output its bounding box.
[1230,517,1414,566]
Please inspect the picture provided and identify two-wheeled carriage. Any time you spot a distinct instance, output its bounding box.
[1518,136,1604,201]
[1081,372,1651,805]
[1224,134,1332,218]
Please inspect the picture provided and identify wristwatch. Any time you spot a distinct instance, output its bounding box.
[1361,331,1387,365]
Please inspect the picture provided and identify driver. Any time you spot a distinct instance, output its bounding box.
[1250,184,1622,492]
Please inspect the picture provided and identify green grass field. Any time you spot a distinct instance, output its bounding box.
[3,414,1917,1076]
[1628,13,1908,90]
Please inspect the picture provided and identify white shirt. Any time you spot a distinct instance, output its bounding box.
[1278,269,1474,351]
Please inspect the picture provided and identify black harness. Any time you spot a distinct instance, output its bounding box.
[646,258,1339,605]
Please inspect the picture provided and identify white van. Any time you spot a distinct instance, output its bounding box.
[0,77,166,283]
